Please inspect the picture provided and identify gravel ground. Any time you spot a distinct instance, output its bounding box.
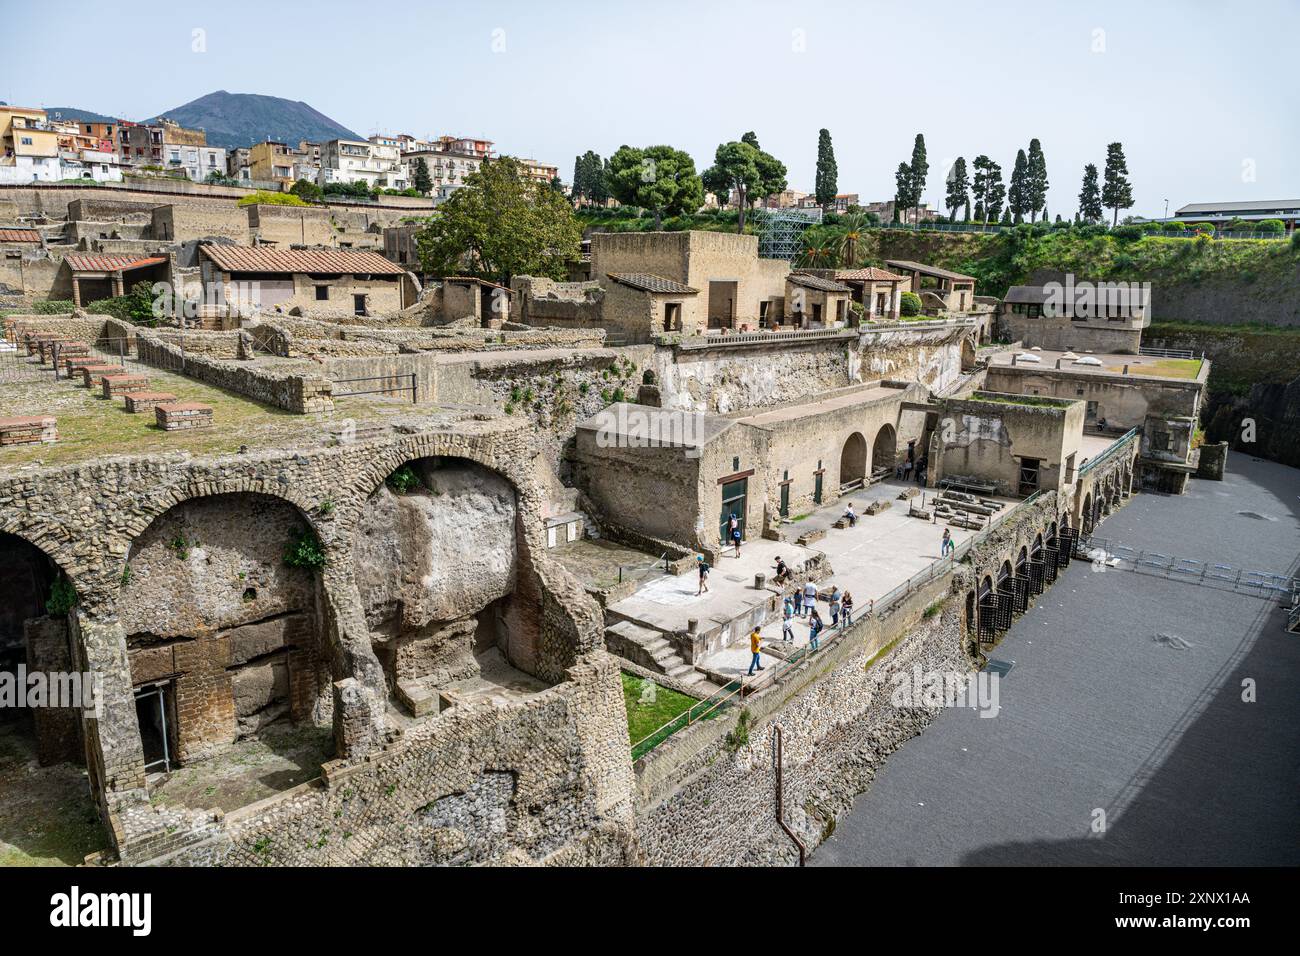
[813,454,1300,866]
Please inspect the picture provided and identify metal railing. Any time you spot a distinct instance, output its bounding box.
[1082,536,1300,607]
[1139,346,1198,360]
[668,327,857,350]
[330,372,417,402]
[1077,427,1139,477]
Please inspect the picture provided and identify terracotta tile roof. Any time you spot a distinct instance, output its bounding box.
[835,267,907,282]
[0,229,41,243]
[64,255,167,273]
[606,273,699,295]
[200,245,405,276]
[787,272,851,293]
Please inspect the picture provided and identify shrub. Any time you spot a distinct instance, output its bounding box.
[1189,222,1216,236]
[289,179,323,202]
[1139,221,1163,233]
[33,299,76,314]
[45,578,77,616]
[1291,230,1300,252]
[86,280,158,326]
[1162,220,1187,233]
[1110,224,1144,241]
[899,291,922,317]
[1256,218,1285,235]
[284,530,327,570]
[237,190,307,207]
[386,464,422,494]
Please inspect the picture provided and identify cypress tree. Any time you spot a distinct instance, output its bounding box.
[1025,138,1048,222]
[1008,149,1029,223]
[908,134,928,224]
[1078,163,1103,223]
[1102,142,1134,226]
[814,128,838,208]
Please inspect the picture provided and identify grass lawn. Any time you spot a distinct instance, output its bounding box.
[1137,358,1203,379]
[621,671,698,748]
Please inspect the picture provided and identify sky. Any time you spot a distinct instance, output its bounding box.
[3,0,1297,218]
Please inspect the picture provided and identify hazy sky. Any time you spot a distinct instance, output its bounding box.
[4,0,1297,217]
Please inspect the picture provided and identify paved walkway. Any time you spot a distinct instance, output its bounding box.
[812,454,1300,866]
[699,478,1014,680]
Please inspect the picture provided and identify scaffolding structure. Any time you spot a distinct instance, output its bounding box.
[751,206,823,260]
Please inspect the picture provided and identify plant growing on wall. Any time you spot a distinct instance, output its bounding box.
[45,578,77,616]
[386,465,422,494]
[284,530,327,570]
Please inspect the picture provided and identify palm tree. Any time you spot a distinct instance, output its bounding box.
[795,226,840,268]
[834,213,872,267]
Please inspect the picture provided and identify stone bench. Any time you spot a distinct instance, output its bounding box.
[156,402,213,431]
[864,499,892,516]
[0,416,57,446]
[80,364,123,387]
[101,374,150,398]
[124,391,178,414]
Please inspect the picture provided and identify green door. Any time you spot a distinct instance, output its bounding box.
[814,472,823,505]
[720,478,748,543]
[780,482,790,518]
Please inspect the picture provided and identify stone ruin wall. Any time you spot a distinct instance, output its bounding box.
[0,420,636,866]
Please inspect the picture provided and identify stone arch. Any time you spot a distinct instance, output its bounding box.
[349,451,559,710]
[871,423,897,475]
[839,431,868,487]
[118,491,334,772]
[960,334,978,372]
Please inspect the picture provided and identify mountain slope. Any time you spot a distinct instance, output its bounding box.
[145,90,360,148]
[40,106,120,125]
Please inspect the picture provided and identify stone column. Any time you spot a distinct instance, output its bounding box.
[113,273,124,297]
[72,276,82,307]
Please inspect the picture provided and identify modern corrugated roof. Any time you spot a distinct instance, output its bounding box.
[885,259,976,282]
[835,267,906,282]
[787,272,851,293]
[1175,200,1300,215]
[606,272,699,295]
[64,254,166,272]
[0,228,41,243]
[200,245,406,275]
[1004,284,1149,308]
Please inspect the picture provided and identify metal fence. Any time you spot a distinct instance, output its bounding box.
[1082,536,1300,608]
[864,221,1290,241]
[330,372,418,402]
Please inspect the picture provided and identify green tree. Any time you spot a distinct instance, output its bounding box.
[893,162,912,221]
[289,178,323,202]
[835,212,871,266]
[814,128,838,208]
[971,155,1004,228]
[607,145,704,229]
[702,138,786,232]
[795,225,840,268]
[907,133,928,224]
[944,157,970,222]
[1102,141,1134,227]
[1008,148,1029,223]
[416,157,580,283]
[412,157,432,195]
[1077,163,1103,223]
[1025,138,1048,222]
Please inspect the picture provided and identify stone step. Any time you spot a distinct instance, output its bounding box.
[606,619,666,647]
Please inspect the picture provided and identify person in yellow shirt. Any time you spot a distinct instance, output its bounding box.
[747,627,764,675]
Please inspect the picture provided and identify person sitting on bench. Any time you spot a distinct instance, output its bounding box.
[843,503,858,527]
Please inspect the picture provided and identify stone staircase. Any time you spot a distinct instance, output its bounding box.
[605,619,708,689]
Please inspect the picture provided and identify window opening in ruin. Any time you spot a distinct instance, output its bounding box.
[1018,457,1041,497]
[135,683,175,774]
[664,302,681,332]
[353,294,367,316]
[315,286,329,301]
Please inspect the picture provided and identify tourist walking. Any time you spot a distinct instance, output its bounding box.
[808,609,824,650]
[782,597,795,642]
[830,589,842,628]
[730,516,742,558]
[841,591,854,627]
[696,555,710,594]
[941,528,955,557]
[747,627,764,676]
[803,579,818,615]
[791,586,803,617]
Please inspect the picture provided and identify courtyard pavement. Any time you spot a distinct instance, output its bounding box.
[811,453,1300,866]
[692,477,1015,680]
